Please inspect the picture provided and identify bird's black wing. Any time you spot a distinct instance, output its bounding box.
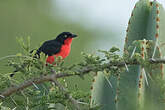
[36,40,62,56]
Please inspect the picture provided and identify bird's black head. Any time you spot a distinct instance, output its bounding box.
[55,32,77,44]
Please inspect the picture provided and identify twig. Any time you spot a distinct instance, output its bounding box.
[0,55,35,61]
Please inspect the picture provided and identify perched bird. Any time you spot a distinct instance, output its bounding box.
[35,32,77,64]
[10,32,77,77]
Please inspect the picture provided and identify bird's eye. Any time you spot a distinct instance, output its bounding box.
[64,35,67,38]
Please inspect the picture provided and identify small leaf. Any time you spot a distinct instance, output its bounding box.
[109,47,120,53]
[16,53,22,57]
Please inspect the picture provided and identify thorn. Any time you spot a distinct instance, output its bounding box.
[148,72,153,81]
[102,73,113,88]
[90,97,94,107]
[152,39,158,59]
[0,95,5,98]
[77,101,89,105]
[130,46,136,58]
[12,107,17,110]
[125,63,129,72]
[32,82,39,90]
[21,91,27,99]
[142,68,149,86]
[10,96,17,106]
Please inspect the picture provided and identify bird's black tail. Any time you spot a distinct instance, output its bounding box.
[10,69,19,77]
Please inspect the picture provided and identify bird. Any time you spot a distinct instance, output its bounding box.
[35,32,78,64]
[10,32,77,77]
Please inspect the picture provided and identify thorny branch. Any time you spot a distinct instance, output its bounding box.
[0,68,91,100]
[0,58,165,99]
[52,72,80,110]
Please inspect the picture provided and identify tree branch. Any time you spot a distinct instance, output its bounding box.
[0,58,165,99]
[0,73,68,99]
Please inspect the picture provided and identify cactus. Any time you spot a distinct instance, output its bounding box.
[90,0,165,110]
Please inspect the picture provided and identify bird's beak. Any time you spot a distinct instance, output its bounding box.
[71,34,78,38]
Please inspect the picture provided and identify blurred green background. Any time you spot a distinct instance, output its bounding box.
[0,0,125,91]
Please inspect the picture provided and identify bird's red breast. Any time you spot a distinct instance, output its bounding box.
[46,38,73,64]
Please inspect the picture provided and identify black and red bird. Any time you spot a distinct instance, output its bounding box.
[36,32,78,64]
[10,32,77,77]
